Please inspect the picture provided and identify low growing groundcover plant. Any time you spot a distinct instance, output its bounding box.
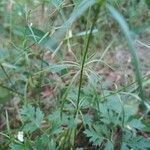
[0,0,150,149]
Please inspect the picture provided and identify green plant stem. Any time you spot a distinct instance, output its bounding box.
[73,3,105,149]
[75,5,101,116]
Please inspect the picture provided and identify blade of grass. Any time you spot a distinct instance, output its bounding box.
[107,4,145,108]
[44,0,96,52]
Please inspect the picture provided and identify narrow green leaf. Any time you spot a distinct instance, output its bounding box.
[107,5,145,106]
[44,0,96,52]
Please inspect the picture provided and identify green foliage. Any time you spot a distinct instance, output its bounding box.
[122,130,150,150]
[20,104,44,133]
[0,0,150,149]
[83,90,149,149]
[145,0,150,9]
[34,134,56,150]
[10,143,28,150]
[84,124,113,147]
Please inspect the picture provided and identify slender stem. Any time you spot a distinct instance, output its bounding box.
[73,3,105,148]
[75,5,101,115]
